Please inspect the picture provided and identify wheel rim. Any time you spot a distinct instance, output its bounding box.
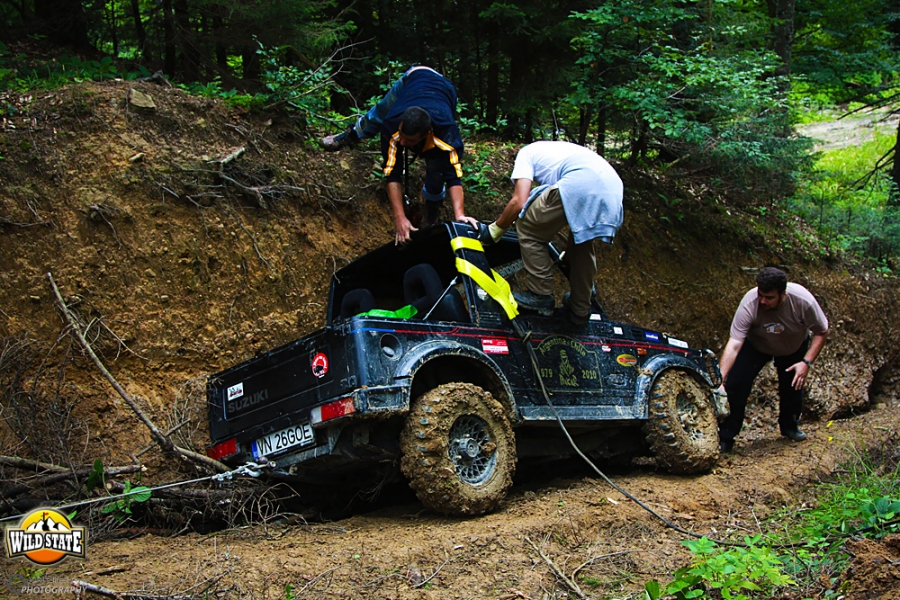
[676,391,706,443]
[448,415,496,485]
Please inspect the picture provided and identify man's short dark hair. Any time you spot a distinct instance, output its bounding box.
[757,267,788,293]
[399,107,432,137]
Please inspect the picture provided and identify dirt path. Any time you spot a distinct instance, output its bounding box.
[797,107,899,151]
[8,396,896,599]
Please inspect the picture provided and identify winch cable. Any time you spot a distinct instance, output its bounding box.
[506,319,736,544]
[0,461,274,523]
[508,316,860,550]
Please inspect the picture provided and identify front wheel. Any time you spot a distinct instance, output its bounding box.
[400,383,516,515]
[643,370,719,474]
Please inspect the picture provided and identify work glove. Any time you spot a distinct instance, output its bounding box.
[476,221,506,246]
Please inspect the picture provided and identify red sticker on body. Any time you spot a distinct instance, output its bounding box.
[311,352,329,378]
[481,338,509,354]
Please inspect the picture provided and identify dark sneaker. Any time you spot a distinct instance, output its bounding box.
[781,428,807,442]
[320,128,357,152]
[562,293,590,325]
[513,290,554,316]
[719,438,734,453]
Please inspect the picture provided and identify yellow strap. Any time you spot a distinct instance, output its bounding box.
[450,236,519,320]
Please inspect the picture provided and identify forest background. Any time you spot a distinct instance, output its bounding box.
[2,0,900,266]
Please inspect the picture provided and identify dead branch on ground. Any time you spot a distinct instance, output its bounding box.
[47,272,227,474]
[525,536,587,600]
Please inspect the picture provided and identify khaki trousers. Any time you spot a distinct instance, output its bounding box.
[516,186,596,317]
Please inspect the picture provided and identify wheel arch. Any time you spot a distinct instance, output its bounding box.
[395,341,517,422]
[635,355,716,418]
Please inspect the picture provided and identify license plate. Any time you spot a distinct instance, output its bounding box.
[251,422,315,459]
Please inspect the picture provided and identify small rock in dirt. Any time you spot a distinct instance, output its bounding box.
[128,88,156,109]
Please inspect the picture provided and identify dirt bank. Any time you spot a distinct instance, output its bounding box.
[1,80,899,598]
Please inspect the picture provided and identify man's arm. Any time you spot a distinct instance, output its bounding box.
[447,184,478,227]
[387,181,416,245]
[718,336,744,390]
[786,329,829,390]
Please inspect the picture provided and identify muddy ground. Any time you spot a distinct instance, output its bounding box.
[1,80,899,598]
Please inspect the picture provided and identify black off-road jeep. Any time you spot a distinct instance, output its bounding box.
[207,222,724,515]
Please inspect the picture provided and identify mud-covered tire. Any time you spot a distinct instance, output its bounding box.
[400,382,516,516]
[643,370,719,474]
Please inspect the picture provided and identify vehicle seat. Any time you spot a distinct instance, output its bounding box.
[340,288,376,320]
[430,287,469,323]
[403,264,443,318]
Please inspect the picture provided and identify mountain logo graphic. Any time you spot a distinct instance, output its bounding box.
[5,508,86,564]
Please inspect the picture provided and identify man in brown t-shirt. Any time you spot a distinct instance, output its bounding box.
[717,267,829,452]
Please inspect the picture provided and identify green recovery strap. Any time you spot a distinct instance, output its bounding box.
[450,236,519,320]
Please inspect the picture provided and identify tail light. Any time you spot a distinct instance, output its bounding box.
[207,438,238,460]
[310,397,355,425]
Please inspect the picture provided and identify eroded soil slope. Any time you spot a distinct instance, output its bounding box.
[1,80,899,598]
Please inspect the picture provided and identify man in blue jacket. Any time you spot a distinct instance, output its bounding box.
[321,66,478,244]
[479,141,624,324]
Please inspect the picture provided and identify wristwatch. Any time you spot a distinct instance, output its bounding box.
[802,359,812,367]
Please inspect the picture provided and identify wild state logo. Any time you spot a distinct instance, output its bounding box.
[5,508,86,565]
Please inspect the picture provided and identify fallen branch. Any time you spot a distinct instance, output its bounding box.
[1,463,144,499]
[525,536,586,600]
[47,273,228,474]
[72,579,190,599]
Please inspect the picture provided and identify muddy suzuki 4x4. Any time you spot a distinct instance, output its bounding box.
[207,222,724,515]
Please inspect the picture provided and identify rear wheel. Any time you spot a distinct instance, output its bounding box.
[400,382,515,515]
[644,370,719,474]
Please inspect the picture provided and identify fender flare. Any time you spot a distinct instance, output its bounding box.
[394,340,517,420]
[634,354,717,419]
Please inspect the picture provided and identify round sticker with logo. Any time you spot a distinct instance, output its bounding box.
[6,508,86,565]
[311,352,329,379]
[616,354,637,367]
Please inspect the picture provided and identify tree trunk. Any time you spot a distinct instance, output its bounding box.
[129,0,152,63]
[162,0,176,76]
[174,0,200,81]
[595,106,607,156]
[767,0,795,78]
[890,117,900,206]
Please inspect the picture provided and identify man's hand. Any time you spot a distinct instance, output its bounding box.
[476,221,507,246]
[394,216,417,246]
[786,360,810,390]
[455,215,480,228]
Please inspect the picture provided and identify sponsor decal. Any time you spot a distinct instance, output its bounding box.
[644,331,660,342]
[482,338,509,354]
[668,337,689,349]
[227,382,244,401]
[5,508,86,565]
[311,352,329,378]
[535,336,601,391]
[613,326,623,335]
[764,322,785,334]
[616,354,638,367]
[601,344,612,353]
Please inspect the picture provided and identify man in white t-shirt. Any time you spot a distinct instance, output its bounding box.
[717,267,829,452]
[478,141,624,324]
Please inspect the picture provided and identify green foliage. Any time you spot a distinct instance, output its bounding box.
[100,479,152,522]
[664,536,796,599]
[86,458,152,522]
[789,127,898,260]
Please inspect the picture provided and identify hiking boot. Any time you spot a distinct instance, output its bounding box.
[719,438,734,453]
[513,290,554,316]
[562,293,590,325]
[320,128,357,152]
[781,427,807,442]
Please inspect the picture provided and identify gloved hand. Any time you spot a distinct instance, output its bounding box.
[476,221,506,246]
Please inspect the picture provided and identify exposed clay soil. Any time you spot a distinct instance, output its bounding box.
[1,80,900,599]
